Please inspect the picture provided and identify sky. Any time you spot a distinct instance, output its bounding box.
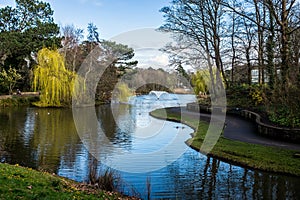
[0,0,169,39]
[0,0,179,69]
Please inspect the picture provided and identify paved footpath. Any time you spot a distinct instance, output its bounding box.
[176,107,300,152]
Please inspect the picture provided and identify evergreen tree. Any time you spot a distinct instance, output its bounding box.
[0,0,60,90]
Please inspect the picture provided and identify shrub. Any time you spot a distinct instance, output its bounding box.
[249,85,264,106]
[268,106,300,128]
[88,159,121,192]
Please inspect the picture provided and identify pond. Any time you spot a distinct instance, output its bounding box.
[0,94,299,199]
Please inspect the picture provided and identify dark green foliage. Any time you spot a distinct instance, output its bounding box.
[266,12,276,90]
[95,40,137,103]
[83,25,137,103]
[0,0,60,67]
[0,96,39,107]
[227,84,259,108]
[176,64,190,81]
[87,22,100,43]
[267,81,300,127]
[78,23,137,103]
[227,82,300,127]
[0,0,60,91]
[101,40,137,68]
[268,107,300,128]
[96,65,118,103]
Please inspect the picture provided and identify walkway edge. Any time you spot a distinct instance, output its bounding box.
[241,110,300,143]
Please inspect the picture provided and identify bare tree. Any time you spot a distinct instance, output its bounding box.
[222,0,300,86]
[289,3,300,71]
[265,0,300,85]
[61,24,84,72]
[160,0,228,98]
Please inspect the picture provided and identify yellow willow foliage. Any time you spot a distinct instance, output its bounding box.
[192,68,225,95]
[33,48,77,107]
[115,82,133,103]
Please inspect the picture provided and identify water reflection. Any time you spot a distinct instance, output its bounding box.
[73,97,193,172]
[99,104,134,147]
[0,95,300,199]
[0,107,81,172]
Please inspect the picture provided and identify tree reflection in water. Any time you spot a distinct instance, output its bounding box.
[0,106,300,199]
[158,152,300,199]
[97,104,133,149]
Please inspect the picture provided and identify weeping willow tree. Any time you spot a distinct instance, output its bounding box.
[113,83,133,103]
[191,70,208,95]
[192,68,225,96]
[33,48,76,107]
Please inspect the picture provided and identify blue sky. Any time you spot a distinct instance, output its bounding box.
[0,0,178,69]
[49,0,169,39]
[0,0,169,39]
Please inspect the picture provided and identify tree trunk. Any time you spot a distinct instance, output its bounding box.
[254,0,264,84]
[280,0,289,85]
[246,47,252,85]
[266,11,275,89]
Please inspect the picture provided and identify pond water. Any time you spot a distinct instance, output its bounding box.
[0,94,299,199]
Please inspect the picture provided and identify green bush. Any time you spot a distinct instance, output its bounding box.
[227,84,268,109]
[268,106,300,128]
[249,85,264,106]
[266,82,300,128]
[0,96,39,107]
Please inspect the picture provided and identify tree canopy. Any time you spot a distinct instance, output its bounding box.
[160,0,300,127]
[0,0,60,70]
[0,66,22,94]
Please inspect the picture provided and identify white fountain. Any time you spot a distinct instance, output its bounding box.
[149,91,169,99]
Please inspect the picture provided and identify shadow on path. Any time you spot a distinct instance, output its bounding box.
[178,107,300,152]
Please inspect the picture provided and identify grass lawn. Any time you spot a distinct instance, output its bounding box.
[150,108,300,177]
[0,163,135,200]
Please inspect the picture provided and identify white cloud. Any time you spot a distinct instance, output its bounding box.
[150,54,169,66]
[111,28,172,49]
[78,0,102,7]
[110,28,173,69]
[0,0,15,8]
[134,49,170,69]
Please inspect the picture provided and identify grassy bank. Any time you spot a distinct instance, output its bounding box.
[150,108,300,177]
[0,163,135,200]
[0,96,39,107]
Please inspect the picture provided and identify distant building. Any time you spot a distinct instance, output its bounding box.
[229,65,271,84]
